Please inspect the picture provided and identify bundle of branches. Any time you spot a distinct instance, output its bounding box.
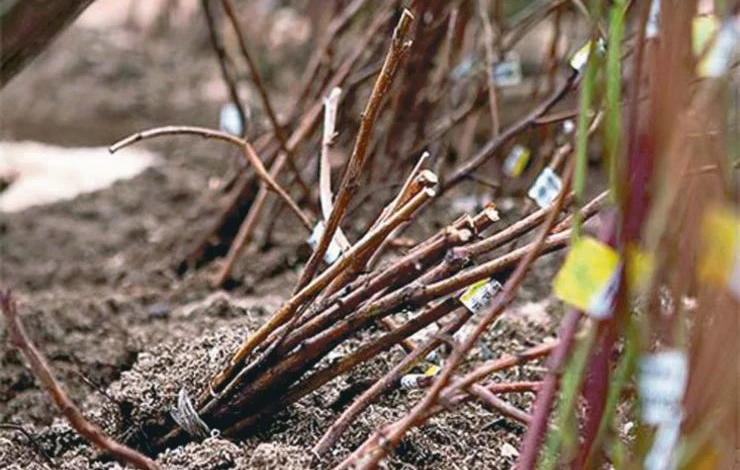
[4,1,738,470]
[106,0,606,457]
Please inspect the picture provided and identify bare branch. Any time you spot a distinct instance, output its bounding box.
[294,9,416,291]
[0,291,160,470]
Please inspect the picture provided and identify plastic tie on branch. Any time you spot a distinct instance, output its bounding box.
[638,349,688,426]
[171,388,219,440]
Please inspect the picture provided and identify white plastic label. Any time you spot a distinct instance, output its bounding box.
[307,221,343,264]
[646,0,661,39]
[562,119,576,135]
[699,21,740,78]
[219,103,244,137]
[492,53,523,87]
[644,416,682,470]
[588,266,621,319]
[400,373,426,390]
[638,350,688,426]
[450,57,475,81]
[460,278,503,313]
[528,167,562,208]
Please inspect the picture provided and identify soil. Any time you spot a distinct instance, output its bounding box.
[0,3,573,469]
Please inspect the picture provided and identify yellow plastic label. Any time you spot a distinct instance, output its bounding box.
[626,244,655,291]
[424,364,440,377]
[699,206,740,297]
[460,278,503,313]
[693,15,720,55]
[691,442,721,470]
[504,145,531,177]
[460,278,488,303]
[553,237,621,319]
[570,38,606,72]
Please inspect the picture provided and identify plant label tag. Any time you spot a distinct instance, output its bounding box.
[646,0,661,38]
[569,37,606,72]
[693,15,721,77]
[307,221,343,265]
[219,103,244,137]
[460,278,503,313]
[698,206,740,299]
[562,119,576,135]
[553,237,621,319]
[644,416,682,470]
[528,167,562,208]
[400,373,428,390]
[626,244,655,292]
[693,15,720,56]
[492,53,523,87]
[638,350,688,426]
[450,56,475,81]
[503,144,531,177]
[697,20,739,78]
[424,364,441,377]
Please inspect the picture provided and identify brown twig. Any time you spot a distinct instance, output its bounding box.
[365,153,433,269]
[219,0,312,201]
[294,9,415,292]
[201,0,247,136]
[109,126,312,230]
[324,164,438,298]
[334,341,559,470]
[477,0,502,136]
[294,0,377,107]
[0,0,96,87]
[319,87,342,222]
[222,297,465,437]
[468,384,532,425]
[503,0,569,52]
[0,291,160,470]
